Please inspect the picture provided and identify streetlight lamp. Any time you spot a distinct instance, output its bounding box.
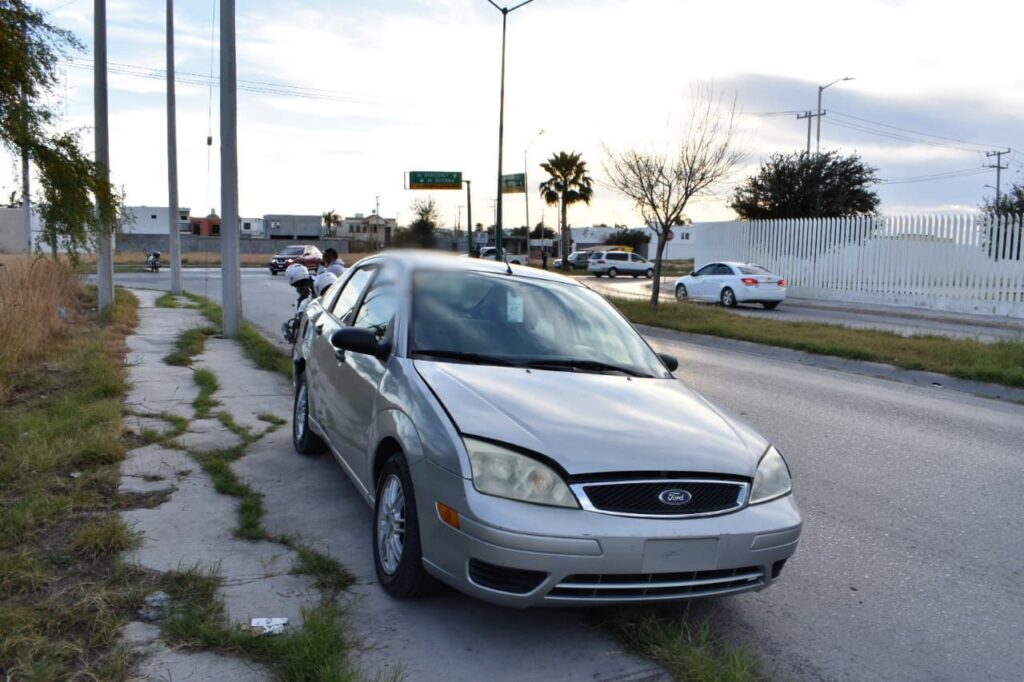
[487,0,535,260]
[524,128,544,243]
[816,76,854,153]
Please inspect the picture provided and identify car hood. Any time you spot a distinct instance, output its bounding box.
[414,361,767,477]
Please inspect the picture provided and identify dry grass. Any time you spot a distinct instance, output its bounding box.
[0,255,84,402]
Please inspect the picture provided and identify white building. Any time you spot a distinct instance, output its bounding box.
[341,213,397,249]
[240,217,265,238]
[124,206,190,235]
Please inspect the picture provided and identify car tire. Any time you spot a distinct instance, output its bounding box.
[292,373,325,455]
[271,270,279,276]
[762,301,780,310]
[373,453,441,598]
[721,287,738,308]
[632,274,639,278]
[594,273,603,278]
[608,267,618,278]
[675,284,688,301]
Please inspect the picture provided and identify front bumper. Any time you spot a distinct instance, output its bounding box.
[416,461,802,608]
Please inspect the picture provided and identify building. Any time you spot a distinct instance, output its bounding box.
[189,210,222,237]
[123,206,190,235]
[341,213,397,249]
[240,217,265,239]
[263,214,322,240]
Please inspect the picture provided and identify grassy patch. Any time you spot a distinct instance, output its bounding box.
[192,368,220,418]
[183,292,292,376]
[258,412,287,428]
[164,325,218,366]
[162,566,361,681]
[217,411,256,444]
[601,610,765,682]
[0,284,147,680]
[290,544,356,593]
[154,292,180,308]
[613,297,1024,388]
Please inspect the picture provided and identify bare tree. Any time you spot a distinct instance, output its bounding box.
[604,85,748,308]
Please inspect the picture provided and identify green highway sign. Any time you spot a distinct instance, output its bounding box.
[408,171,463,190]
[501,173,526,194]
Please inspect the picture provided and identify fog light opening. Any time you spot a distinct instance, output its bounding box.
[436,502,461,529]
[771,559,787,580]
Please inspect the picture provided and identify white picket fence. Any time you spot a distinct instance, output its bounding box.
[694,214,1024,318]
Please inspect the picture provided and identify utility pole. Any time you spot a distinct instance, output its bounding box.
[464,180,473,255]
[166,0,182,294]
[21,129,31,252]
[455,204,463,250]
[986,149,1010,208]
[220,0,242,337]
[94,0,114,311]
[816,76,854,154]
[796,111,814,155]
[487,0,534,260]
[525,129,544,238]
[375,194,380,216]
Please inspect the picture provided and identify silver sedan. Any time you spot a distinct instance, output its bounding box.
[291,251,801,607]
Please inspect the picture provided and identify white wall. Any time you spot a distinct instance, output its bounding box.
[0,207,35,253]
[124,206,190,235]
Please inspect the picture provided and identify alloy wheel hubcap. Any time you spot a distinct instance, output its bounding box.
[376,474,406,575]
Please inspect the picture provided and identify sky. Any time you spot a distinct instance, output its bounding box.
[3,0,1023,229]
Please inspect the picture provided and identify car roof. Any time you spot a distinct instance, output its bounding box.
[359,250,585,286]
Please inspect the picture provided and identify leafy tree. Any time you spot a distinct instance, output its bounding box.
[529,222,555,239]
[981,183,1024,215]
[321,209,341,236]
[539,151,594,269]
[392,196,438,248]
[604,229,650,254]
[1,1,124,260]
[605,85,747,307]
[730,151,880,220]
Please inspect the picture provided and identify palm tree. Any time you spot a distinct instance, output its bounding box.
[539,151,594,269]
[321,209,341,237]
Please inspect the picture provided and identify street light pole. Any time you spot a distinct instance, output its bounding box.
[220,0,242,337]
[166,0,182,295]
[816,76,854,154]
[524,128,544,239]
[94,0,114,311]
[487,0,534,260]
[464,179,473,255]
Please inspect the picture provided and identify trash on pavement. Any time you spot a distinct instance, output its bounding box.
[69,471,81,479]
[250,617,289,636]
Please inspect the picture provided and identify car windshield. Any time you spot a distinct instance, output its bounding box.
[738,265,771,275]
[411,271,670,378]
[280,246,304,256]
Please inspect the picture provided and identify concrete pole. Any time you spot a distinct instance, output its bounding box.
[495,10,507,260]
[94,0,114,310]
[465,180,473,255]
[220,0,242,337]
[21,145,31,252]
[166,0,182,294]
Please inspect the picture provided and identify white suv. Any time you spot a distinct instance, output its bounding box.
[587,251,654,278]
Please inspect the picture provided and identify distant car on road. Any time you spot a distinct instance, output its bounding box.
[674,262,787,309]
[270,245,322,275]
[587,250,654,278]
[553,251,595,271]
[290,252,800,607]
[478,246,525,265]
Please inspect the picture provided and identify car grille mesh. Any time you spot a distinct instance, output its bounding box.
[547,566,764,600]
[581,480,746,516]
[468,559,547,595]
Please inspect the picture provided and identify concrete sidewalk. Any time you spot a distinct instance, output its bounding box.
[117,289,664,681]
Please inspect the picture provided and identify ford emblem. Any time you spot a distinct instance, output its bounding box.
[658,489,692,506]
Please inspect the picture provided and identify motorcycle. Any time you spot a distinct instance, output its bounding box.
[146,251,161,273]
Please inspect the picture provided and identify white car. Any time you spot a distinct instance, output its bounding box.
[478,246,525,265]
[587,251,654,278]
[674,262,787,309]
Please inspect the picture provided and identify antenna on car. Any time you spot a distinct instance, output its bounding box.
[503,254,513,276]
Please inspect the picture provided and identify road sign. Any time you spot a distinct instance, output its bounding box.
[408,171,463,190]
[666,229,674,241]
[501,173,526,194]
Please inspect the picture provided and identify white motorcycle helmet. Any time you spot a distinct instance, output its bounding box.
[314,271,337,296]
[286,263,310,287]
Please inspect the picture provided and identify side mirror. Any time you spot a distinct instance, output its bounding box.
[688,270,697,277]
[658,353,679,372]
[331,327,390,361]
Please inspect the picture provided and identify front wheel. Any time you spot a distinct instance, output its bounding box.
[292,373,325,455]
[607,267,618,278]
[373,454,440,598]
[675,284,688,301]
[721,287,738,308]
[645,268,654,279]
[271,269,279,276]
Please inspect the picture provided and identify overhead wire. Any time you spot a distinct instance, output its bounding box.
[829,110,1008,152]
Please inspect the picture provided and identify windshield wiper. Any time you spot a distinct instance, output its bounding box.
[522,358,651,378]
[413,349,520,367]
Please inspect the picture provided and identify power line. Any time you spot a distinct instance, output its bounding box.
[822,118,987,155]
[829,110,1006,152]
[879,167,990,185]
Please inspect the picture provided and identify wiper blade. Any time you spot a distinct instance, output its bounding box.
[522,358,651,378]
[413,349,519,367]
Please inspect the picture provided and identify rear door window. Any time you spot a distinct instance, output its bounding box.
[714,264,735,276]
[608,252,628,261]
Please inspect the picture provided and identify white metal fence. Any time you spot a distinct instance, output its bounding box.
[694,214,1024,318]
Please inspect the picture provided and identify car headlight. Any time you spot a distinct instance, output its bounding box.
[464,437,578,508]
[749,445,792,504]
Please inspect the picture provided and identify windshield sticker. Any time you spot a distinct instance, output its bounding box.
[507,294,524,323]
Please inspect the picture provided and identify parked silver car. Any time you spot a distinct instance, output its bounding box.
[588,250,655,278]
[291,251,801,607]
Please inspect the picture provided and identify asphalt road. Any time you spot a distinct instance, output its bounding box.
[113,268,1024,681]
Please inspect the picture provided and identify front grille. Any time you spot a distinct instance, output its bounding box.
[576,479,747,517]
[547,566,763,601]
[468,559,547,595]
